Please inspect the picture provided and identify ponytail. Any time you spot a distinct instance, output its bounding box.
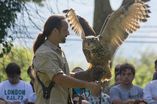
[33,15,65,53]
[33,33,45,53]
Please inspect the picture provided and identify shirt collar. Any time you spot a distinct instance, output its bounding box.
[44,40,62,54]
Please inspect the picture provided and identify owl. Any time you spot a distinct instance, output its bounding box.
[63,0,150,81]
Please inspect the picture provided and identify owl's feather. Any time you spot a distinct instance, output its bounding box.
[63,0,150,81]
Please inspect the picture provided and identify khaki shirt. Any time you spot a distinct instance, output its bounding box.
[33,40,70,104]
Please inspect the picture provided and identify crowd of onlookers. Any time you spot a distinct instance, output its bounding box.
[0,59,156,104]
[71,59,157,104]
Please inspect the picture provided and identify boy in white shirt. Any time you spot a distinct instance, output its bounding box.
[0,62,34,104]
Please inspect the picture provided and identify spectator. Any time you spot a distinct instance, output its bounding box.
[107,64,121,95]
[27,66,36,104]
[71,67,89,104]
[0,62,34,104]
[114,74,121,85]
[76,81,111,104]
[71,67,111,104]
[85,89,111,104]
[114,64,121,85]
[115,64,121,75]
[32,15,101,104]
[152,59,157,80]
[110,63,144,104]
[27,66,35,92]
[143,80,157,104]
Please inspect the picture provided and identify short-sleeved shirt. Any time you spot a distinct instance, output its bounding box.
[143,80,157,104]
[0,80,34,104]
[33,40,70,104]
[109,84,143,103]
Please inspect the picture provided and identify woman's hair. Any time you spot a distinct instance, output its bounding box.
[5,62,21,76]
[33,15,65,53]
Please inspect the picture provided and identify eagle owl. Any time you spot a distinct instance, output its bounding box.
[63,0,150,81]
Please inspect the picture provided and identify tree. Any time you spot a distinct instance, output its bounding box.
[93,0,149,33]
[0,0,43,58]
[0,0,22,57]
[93,0,112,34]
[0,47,33,82]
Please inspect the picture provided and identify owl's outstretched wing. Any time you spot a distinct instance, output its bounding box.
[99,0,150,55]
[63,9,96,39]
[63,9,97,64]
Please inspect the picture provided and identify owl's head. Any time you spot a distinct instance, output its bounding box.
[83,35,101,51]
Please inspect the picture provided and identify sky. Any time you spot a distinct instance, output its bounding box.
[14,0,157,69]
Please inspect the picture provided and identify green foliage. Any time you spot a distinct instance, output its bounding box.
[0,0,44,58]
[0,40,13,58]
[0,0,22,41]
[0,0,43,41]
[0,0,23,57]
[0,47,33,82]
[23,0,44,5]
[133,52,157,88]
[0,46,156,89]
